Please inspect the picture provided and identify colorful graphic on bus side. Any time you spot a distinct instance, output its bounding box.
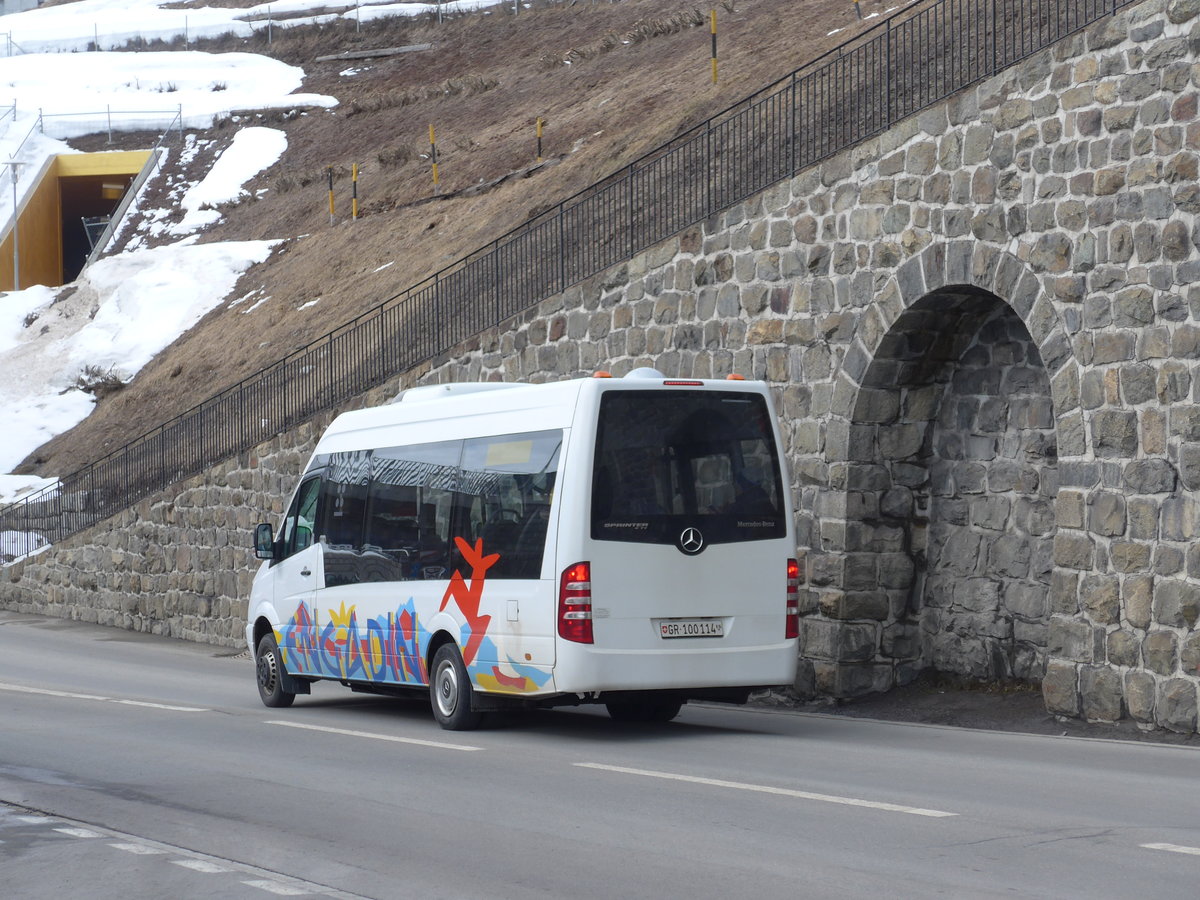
[275,538,552,694]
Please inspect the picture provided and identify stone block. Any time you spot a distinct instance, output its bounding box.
[1090,409,1139,457]
[1080,665,1123,722]
[1107,629,1141,667]
[1087,492,1126,537]
[1110,542,1152,573]
[1161,497,1200,541]
[1080,574,1121,624]
[1042,661,1080,716]
[1056,491,1085,529]
[1125,459,1178,494]
[1143,631,1178,676]
[1124,672,1157,724]
[803,618,878,662]
[1048,617,1095,662]
[1183,632,1200,674]
[1054,532,1095,570]
[1157,678,1198,733]
[1153,579,1200,628]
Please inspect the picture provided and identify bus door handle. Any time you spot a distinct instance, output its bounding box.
[300,567,312,577]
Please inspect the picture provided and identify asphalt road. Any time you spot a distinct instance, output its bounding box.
[1,610,1198,899]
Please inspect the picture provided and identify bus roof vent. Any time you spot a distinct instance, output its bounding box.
[624,367,666,379]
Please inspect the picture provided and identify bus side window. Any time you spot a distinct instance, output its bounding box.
[369,440,463,581]
[459,431,560,579]
[317,451,369,549]
[317,451,370,586]
[279,477,321,561]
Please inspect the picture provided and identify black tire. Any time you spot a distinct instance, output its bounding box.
[256,633,296,709]
[605,699,684,723]
[429,644,483,731]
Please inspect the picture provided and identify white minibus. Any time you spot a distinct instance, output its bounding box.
[247,368,799,729]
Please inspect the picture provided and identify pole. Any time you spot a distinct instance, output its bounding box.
[327,166,334,225]
[185,15,189,49]
[429,124,440,195]
[536,117,543,162]
[6,161,21,291]
[710,10,718,85]
[853,0,862,19]
[437,0,442,24]
[356,0,361,32]
[352,163,358,220]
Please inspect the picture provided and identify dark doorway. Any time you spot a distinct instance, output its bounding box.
[59,174,132,282]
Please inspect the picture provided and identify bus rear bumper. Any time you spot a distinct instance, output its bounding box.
[548,641,798,696]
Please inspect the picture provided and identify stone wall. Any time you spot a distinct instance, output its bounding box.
[4,0,1199,732]
[3,414,343,646]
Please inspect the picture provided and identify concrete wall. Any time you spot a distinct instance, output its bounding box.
[4,0,1200,732]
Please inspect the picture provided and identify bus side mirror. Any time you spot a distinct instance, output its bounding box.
[254,523,276,560]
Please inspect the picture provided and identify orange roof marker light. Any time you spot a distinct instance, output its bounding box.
[593,370,613,378]
[726,374,746,381]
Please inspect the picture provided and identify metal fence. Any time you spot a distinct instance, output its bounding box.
[0,0,1137,562]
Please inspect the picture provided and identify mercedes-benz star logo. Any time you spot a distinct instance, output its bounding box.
[678,526,705,555]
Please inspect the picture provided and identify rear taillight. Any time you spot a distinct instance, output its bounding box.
[559,562,594,644]
[786,558,800,640]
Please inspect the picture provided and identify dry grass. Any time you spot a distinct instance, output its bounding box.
[19,0,913,477]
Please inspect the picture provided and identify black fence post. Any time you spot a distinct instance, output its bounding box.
[558,203,567,293]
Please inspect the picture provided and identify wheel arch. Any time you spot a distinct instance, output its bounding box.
[252,615,277,653]
[425,629,460,683]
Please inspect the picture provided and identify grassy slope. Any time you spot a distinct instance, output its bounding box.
[21,0,907,478]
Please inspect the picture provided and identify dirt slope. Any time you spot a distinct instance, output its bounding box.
[20,0,908,477]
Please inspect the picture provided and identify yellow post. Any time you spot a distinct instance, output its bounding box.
[429,124,440,194]
[536,117,544,162]
[351,163,359,220]
[853,0,862,19]
[326,166,334,224]
[710,10,717,85]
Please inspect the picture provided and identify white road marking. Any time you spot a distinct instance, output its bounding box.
[266,720,482,752]
[576,763,957,818]
[5,805,365,897]
[243,879,313,895]
[54,827,100,838]
[109,842,167,855]
[171,859,232,873]
[0,681,208,712]
[1142,843,1200,857]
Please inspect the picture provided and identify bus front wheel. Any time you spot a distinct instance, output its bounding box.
[430,644,482,731]
[256,633,296,708]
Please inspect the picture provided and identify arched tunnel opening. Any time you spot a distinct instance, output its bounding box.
[844,285,1058,689]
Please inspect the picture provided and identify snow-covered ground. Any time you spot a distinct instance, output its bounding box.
[0,0,504,513]
[2,0,505,54]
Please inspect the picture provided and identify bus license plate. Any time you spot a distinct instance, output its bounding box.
[660,619,724,639]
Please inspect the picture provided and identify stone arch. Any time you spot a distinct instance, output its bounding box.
[805,244,1080,698]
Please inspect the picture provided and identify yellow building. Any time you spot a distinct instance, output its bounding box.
[0,149,152,290]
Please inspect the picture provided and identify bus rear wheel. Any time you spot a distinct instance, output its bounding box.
[256,633,296,708]
[605,699,683,723]
[430,644,482,731]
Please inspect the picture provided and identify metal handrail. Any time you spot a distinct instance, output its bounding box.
[0,0,1139,563]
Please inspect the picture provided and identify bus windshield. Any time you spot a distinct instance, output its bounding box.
[590,390,785,546]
